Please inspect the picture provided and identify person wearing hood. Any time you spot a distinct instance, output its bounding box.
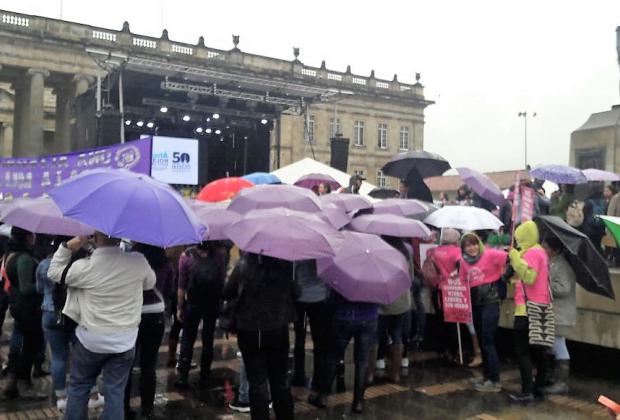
[508,221,552,404]
[459,232,508,393]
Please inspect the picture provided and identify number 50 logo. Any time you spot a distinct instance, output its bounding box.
[172,152,191,163]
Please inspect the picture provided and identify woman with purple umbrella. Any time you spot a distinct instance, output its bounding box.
[225,253,297,420]
[550,184,575,221]
[308,288,378,414]
[367,236,413,386]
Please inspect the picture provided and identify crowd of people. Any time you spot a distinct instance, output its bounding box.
[0,173,610,420]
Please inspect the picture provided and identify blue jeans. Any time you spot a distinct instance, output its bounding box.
[42,311,72,397]
[472,303,500,383]
[65,338,135,420]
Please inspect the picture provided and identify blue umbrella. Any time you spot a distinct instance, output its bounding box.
[48,168,206,247]
[530,165,587,185]
[242,172,281,185]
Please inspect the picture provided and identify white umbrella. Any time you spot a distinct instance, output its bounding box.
[424,205,503,231]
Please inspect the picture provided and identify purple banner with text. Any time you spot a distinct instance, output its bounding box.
[0,138,152,198]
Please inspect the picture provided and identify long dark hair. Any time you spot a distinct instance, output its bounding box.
[132,242,168,270]
[6,226,34,254]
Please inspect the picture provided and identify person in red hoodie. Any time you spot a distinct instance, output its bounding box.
[459,233,508,393]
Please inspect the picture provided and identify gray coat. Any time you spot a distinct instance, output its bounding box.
[549,254,577,331]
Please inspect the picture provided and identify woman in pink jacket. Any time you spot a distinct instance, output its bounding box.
[459,233,508,393]
[508,221,552,404]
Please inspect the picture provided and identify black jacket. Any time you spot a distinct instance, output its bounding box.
[225,254,297,331]
[470,282,500,307]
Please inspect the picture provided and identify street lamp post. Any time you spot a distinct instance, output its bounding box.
[518,111,537,169]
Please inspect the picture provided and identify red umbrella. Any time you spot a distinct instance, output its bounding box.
[196,177,254,202]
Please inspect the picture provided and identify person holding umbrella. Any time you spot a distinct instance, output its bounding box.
[459,233,507,393]
[508,221,553,404]
[540,235,576,395]
[550,184,575,220]
[225,252,297,420]
[47,233,156,420]
[340,174,364,194]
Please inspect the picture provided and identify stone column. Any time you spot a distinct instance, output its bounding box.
[0,123,13,157]
[13,68,49,157]
[54,74,90,153]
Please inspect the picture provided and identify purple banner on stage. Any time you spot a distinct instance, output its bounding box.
[0,138,152,198]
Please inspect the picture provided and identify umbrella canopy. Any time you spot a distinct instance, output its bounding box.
[349,214,431,239]
[538,215,614,299]
[456,167,505,206]
[381,150,451,179]
[368,188,400,199]
[197,177,254,202]
[372,198,435,218]
[184,197,228,211]
[0,197,94,236]
[224,208,344,261]
[529,165,587,185]
[227,184,322,213]
[321,203,352,230]
[319,194,372,213]
[424,205,503,231]
[242,172,281,185]
[582,168,620,182]
[193,207,241,241]
[294,173,342,191]
[317,231,411,304]
[48,168,206,247]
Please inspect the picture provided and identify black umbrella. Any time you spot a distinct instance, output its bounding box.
[369,188,401,199]
[535,215,614,299]
[381,150,451,179]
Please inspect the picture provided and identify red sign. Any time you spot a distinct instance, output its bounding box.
[442,272,472,324]
[512,183,536,224]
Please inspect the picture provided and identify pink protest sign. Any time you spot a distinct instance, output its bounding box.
[442,272,472,324]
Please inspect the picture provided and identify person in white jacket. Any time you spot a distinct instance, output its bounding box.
[47,233,156,420]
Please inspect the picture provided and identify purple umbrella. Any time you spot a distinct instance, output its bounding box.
[48,168,206,247]
[456,167,505,206]
[349,214,431,239]
[294,173,342,191]
[530,165,587,185]
[227,184,322,214]
[224,208,344,261]
[193,207,242,240]
[0,197,94,236]
[582,168,620,182]
[372,199,435,217]
[321,203,352,230]
[319,194,372,213]
[317,231,411,304]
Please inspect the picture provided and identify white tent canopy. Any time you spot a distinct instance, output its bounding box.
[270,158,378,197]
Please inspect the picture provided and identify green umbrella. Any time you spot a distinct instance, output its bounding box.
[600,216,620,247]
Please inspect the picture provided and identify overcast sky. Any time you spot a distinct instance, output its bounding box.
[1,0,619,173]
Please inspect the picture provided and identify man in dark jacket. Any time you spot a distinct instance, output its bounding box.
[226,253,297,420]
[341,174,364,194]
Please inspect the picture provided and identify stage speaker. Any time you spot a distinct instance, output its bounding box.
[97,110,121,146]
[330,136,350,172]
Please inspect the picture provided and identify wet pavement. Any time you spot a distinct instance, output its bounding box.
[0,320,618,419]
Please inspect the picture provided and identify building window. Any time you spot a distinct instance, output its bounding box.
[330,117,341,137]
[377,123,388,149]
[376,170,387,187]
[304,115,315,143]
[354,121,365,146]
[399,126,410,150]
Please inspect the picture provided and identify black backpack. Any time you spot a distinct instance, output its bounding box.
[186,249,222,304]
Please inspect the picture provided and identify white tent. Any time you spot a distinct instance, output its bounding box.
[270,158,378,197]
